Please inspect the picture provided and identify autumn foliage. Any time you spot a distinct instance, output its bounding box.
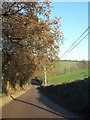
[2,2,63,95]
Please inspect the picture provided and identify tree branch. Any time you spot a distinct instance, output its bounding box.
[2,2,16,17]
[2,3,26,17]
[4,34,23,47]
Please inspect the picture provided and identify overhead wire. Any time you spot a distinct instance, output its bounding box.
[61,32,90,59]
[61,26,90,59]
[61,26,90,58]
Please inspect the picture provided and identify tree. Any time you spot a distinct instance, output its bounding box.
[2,2,63,94]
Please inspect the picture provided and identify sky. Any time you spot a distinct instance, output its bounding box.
[51,0,89,2]
[50,2,89,61]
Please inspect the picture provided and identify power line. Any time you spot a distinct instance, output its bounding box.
[61,31,90,59]
[61,26,90,58]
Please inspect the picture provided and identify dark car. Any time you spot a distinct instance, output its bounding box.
[30,79,42,86]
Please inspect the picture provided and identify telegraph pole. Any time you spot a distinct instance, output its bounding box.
[44,66,48,86]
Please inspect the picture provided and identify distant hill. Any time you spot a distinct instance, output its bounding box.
[37,60,88,81]
[52,60,88,77]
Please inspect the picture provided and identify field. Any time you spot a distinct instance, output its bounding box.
[54,60,88,74]
[43,60,88,84]
[36,60,89,83]
[48,70,88,85]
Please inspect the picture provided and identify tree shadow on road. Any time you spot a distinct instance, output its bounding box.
[10,95,66,119]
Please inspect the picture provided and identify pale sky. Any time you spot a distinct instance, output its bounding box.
[50,2,89,61]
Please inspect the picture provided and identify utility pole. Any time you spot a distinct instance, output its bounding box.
[44,66,48,86]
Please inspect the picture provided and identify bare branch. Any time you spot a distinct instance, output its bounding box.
[2,2,16,17]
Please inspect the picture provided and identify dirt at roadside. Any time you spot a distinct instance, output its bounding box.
[0,87,31,107]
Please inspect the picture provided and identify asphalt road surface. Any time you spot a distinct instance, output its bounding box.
[2,85,77,119]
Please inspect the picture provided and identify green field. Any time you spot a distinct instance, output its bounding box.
[38,60,89,84]
[46,60,88,77]
[48,70,88,84]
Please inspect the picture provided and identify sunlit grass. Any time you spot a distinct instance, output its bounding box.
[48,69,89,84]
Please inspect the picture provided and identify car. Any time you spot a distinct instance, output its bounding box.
[30,78,42,86]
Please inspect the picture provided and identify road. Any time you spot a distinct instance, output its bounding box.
[2,85,77,119]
